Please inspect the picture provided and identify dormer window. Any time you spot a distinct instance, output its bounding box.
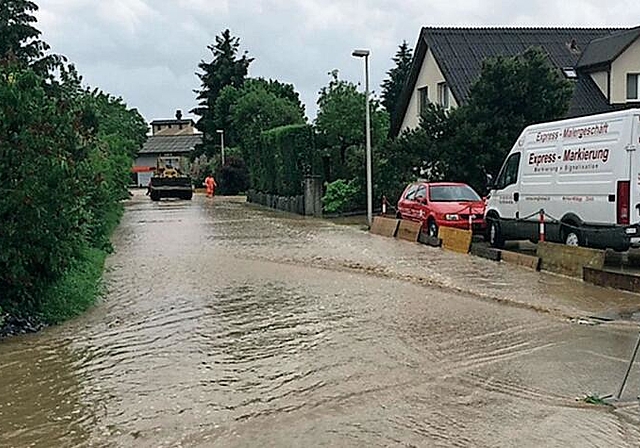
[627,74,639,101]
[563,67,577,79]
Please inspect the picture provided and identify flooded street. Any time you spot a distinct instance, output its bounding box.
[3,191,640,447]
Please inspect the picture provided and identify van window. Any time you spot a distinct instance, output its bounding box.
[495,153,521,190]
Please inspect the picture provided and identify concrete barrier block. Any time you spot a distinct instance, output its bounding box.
[470,243,502,262]
[500,250,540,270]
[439,226,472,254]
[396,220,422,242]
[537,241,605,278]
[418,232,442,247]
[583,267,640,293]
[370,216,400,238]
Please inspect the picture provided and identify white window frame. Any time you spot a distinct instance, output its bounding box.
[627,73,640,101]
[418,86,429,116]
[437,82,449,109]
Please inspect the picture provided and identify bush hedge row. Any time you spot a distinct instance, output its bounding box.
[256,124,319,196]
[0,65,147,324]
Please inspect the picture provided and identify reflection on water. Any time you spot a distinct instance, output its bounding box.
[0,337,93,447]
[1,191,640,447]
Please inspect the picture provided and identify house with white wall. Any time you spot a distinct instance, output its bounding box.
[393,26,640,136]
[132,110,202,187]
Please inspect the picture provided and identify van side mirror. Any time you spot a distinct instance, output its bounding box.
[485,173,494,190]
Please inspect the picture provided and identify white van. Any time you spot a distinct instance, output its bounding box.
[485,109,640,251]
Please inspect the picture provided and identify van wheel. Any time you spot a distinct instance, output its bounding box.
[427,219,438,238]
[562,225,581,247]
[488,220,504,249]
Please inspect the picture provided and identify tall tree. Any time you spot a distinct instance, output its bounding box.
[212,77,306,149]
[0,0,62,73]
[454,47,573,186]
[381,41,413,130]
[315,70,388,170]
[315,70,389,208]
[192,29,253,156]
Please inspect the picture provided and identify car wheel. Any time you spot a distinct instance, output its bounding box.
[396,212,402,220]
[562,224,581,247]
[427,220,438,238]
[488,219,504,249]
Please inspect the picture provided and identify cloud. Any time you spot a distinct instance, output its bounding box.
[34,0,640,123]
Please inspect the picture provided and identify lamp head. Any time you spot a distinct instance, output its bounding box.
[352,49,370,58]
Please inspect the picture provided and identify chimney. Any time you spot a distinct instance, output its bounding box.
[176,109,183,120]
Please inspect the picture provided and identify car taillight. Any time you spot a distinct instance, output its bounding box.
[617,180,630,225]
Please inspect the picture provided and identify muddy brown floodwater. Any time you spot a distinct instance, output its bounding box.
[3,191,640,447]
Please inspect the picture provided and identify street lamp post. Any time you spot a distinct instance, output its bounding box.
[216,129,225,166]
[352,49,372,227]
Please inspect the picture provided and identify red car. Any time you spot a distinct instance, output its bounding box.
[396,182,486,237]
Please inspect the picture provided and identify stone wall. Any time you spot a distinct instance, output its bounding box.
[247,176,324,217]
[247,190,305,215]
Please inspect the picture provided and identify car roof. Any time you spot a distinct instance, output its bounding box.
[408,181,470,187]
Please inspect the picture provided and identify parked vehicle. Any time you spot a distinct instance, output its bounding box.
[485,109,640,251]
[396,181,486,237]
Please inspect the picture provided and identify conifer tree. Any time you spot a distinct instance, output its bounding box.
[192,30,253,156]
[381,41,413,130]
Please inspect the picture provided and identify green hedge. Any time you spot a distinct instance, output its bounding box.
[0,65,146,323]
[257,124,319,196]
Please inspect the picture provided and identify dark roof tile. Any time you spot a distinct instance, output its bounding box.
[392,27,629,136]
[150,119,196,126]
[139,134,202,155]
[578,27,640,69]
[566,74,613,118]
[426,27,622,104]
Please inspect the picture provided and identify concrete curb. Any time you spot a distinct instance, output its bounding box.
[583,267,640,293]
[470,244,501,262]
[500,250,541,271]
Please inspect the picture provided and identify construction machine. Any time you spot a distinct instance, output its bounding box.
[148,156,193,201]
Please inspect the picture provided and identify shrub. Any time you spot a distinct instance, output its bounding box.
[322,179,359,214]
[0,64,145,322]
[216,155,250,195]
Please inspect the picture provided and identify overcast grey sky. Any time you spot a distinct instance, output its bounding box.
[36,1,640,124]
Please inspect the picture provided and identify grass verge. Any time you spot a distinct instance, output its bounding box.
[39,246,109,325]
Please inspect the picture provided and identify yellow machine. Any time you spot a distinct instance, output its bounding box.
[148,157,193,201]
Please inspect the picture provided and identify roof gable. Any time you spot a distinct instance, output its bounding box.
[426,27,622,104]
[577,26,640,69]
[393,27,627,136]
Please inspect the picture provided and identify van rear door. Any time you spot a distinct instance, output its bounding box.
[631,113,640,227]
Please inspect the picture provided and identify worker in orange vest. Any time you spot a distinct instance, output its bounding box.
[204,174,217,198]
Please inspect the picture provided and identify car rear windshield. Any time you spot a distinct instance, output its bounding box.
[429,185,480,202]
